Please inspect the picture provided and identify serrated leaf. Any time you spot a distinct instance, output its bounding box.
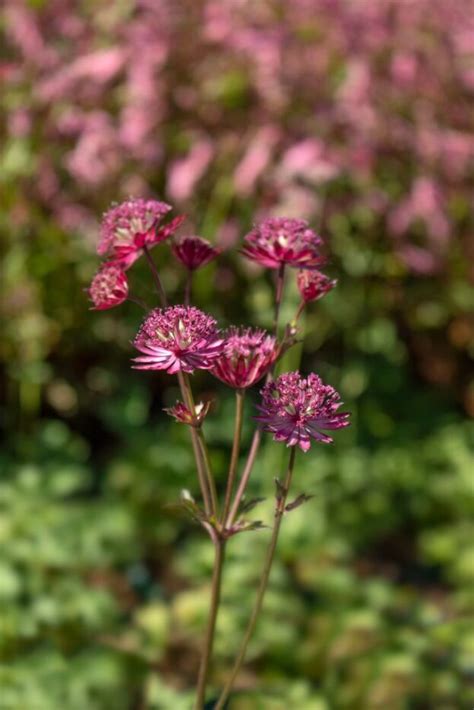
[285,493,314,512]
[240,497,266,514]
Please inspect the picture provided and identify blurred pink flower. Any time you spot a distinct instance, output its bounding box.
[99,198,184,268]
[88,263,128,310]
[242,217,325,270]
[37,48,124,101]
[297,270,337,303]
[234,126,280,196]
[278,139,338,184]
[167,139,214,202]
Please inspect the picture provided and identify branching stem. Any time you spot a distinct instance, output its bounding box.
[221,389,245,526]
[143,245,168,306]
[177,371,214,517]
[194,539,226,709]
[215,447,297,709]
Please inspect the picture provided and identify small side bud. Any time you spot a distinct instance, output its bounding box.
[164,400,211,427]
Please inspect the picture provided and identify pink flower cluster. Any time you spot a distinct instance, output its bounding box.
[242,218,325,270]
[211,327,278,389]
[132,306,223,374]
[88,190,349,455]
[256,372,350,452]
[99,198,184,269]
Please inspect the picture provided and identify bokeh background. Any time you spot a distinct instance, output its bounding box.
[1,1,473,708]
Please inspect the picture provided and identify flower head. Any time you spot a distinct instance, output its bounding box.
[297,270,337,303]
[256,372,350,451]
[132,305,223,374]
[172,235,221,271]
[242,217,325,270]
[99,198,184,268]
[164,400,211,426]
[88,263,128,310]
[211,327,279,389]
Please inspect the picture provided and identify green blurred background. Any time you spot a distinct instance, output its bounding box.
[1,1,473,708]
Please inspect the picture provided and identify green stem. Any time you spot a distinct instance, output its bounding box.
[273,263,286,334]
[180,372,218,518]
[226,264,286,526]
[294,299,305,323]
[177,371,213,517]
[196,425,219,519]
[127,295,149,311]
[184,270,193,305]
[221,390,245,526]
[194,539,226,709]
[143,245,168,306]
[215,447,297,709]
[226,428,261,527]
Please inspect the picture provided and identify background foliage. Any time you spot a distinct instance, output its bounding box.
[1,1,473,708]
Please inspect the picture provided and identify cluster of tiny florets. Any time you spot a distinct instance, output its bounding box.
[242,217,325,269]
[99,198,172,255]
[133,305,223,374]
[211,326,278,389]
[256,372,350,451]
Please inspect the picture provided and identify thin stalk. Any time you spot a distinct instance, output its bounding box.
[177,371,212,517]
[215,447,297,709]
[221,390,245,526]
[127,295,149,310]
[273,263,286,333]
[196,426,219,519]
[226,263,286,526]
[294,299,305,323]
[194,540,226,710]
[180,372,219,518]
[184,270,193,305]
[143,245,168,306]
[226,428,261,527]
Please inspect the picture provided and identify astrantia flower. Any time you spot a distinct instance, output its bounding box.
[241,217,326,269]
[172,235,221,271]
[132,305,223,374]
[256,372,350,451]
[88,263,128,310]
[165,400,211,426]
[211,327,279,389]
[99,198,185,268]
[297,270,337,303]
